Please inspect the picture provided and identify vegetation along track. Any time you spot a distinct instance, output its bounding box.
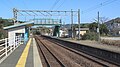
[35,35,119,67]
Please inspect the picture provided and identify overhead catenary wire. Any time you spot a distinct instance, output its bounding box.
[50,0,61,10]
[82,0,118,14]
[21,0,28,9]
[0,0,13,10]
[55,0,66,10]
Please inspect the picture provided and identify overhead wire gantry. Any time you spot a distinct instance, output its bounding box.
[13,8,81,39]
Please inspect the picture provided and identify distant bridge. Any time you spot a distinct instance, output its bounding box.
[30,18,62,26]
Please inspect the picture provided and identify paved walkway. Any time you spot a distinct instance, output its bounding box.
[0,38,42,67]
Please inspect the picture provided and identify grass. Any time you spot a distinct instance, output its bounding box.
[101,39,120,47]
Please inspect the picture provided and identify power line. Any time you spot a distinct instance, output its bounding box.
[82,0,118,14]
[50,0,61,10]
[7,0,16,7]
[0,0,13,9]
[55,0,65,10]
[22,0,28,9]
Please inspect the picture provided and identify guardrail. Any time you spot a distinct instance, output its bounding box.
[0,36,22,63]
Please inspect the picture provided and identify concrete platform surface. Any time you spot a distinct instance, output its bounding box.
[0,44,26,67]
[0,38,43,67]
[33,38,43,67]
[61,38,120,53]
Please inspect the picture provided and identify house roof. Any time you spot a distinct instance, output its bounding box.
[4,22,34,30]
[68,28,89,31]
[75,28,89,31]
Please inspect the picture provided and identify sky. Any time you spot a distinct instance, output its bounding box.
[0,0,120,24]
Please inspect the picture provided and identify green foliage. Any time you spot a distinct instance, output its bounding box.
[100,24,109,35]
[34,31,41,35]
[0,29,7,39]
[81,32,98,40]
[0,32,2,39]
[72,24,89,28]
[72,24,78,28]
[0,19,14,28]
[19,21,24,23]
[88,22,109,36]
[0,18,14,39]
[80,23,89,28]
[88,22,98,32]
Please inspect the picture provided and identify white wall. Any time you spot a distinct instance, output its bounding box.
[59,30,68,37]
[8,26,25,46]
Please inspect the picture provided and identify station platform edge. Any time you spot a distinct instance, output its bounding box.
[0,38,42,67]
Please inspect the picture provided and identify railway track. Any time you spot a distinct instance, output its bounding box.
[35,36,65,67]
[35,35,119,67]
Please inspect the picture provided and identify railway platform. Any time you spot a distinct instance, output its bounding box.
[0,38,42,67]
[60,38,120,53]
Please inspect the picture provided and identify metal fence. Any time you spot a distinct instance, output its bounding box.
[0,36,22,63]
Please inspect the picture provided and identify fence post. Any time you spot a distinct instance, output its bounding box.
[19,36,20,45]
[20,36,22,45]
[17,36,19,47]
[16,36,18,46]
[9,37,12,53]
[14,36,16,50]
[5,38,7,56]
[16,36,17,47]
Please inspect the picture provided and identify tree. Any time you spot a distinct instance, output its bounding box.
[90,17,109,35]
[100,24,109,35]
[89,22,98,32]
[99,17,109,24]
[0,18,14,39]
[0,20,4,29]
[93,17,109,24]
[81,23,89,28]
[82,32,98,40]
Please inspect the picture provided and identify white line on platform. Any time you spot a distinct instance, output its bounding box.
[33,38,43,67]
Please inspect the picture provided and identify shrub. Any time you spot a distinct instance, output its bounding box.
[36,31,41,35]
[81,32,99,41]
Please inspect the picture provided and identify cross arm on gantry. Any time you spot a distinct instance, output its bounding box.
[13,8,81,39]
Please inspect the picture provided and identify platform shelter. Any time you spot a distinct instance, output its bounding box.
[4,22,34,46]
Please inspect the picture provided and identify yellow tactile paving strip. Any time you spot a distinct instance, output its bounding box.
[16,38,32,67]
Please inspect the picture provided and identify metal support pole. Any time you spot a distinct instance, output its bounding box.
[13,8,18,24]
[78,9,81,40]
[97,11,100,43]
[71,9,73,38]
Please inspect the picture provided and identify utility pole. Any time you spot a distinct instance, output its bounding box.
[97,11,100,43]
[78,9,81,40]
[71,9,73,38]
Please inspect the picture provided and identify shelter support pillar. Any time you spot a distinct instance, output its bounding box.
[53,26,60,37]
[24,27,29,44]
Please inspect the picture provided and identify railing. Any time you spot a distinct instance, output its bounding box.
[0,36,22,63]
